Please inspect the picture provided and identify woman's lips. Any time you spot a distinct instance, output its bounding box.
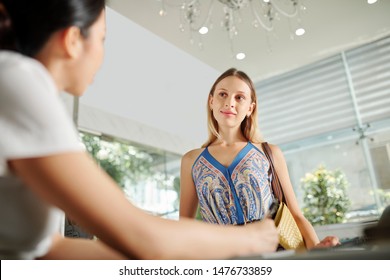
[221,110,236,116]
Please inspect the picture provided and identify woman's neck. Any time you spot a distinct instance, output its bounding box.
[214,127,247,146]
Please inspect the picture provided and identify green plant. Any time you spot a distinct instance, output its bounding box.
[301,165,350,226]
[80,132,156,188]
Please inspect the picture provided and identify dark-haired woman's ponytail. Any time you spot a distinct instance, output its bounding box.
[0,3,15,50]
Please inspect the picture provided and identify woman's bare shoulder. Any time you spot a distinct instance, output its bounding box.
[182,147,205,162]
[253,142,282,155]
[183,148,205,158]
[264,142,285,162]
[267,143,281,152]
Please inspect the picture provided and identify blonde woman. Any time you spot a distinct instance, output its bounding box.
[180,68,339,250]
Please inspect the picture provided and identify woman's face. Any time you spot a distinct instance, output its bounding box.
[209,75,255,129]
[66,9,106,96]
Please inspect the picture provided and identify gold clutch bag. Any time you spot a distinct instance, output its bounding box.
[274,202,305,250]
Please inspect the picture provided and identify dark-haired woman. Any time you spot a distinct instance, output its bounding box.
[0,1,278,259]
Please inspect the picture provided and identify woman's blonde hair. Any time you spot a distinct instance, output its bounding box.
[202,68,263,148]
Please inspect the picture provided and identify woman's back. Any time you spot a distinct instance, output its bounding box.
[0,51,83,259]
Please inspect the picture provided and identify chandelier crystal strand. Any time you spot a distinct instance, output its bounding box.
[271,0,299,18]
[159,1,167,16]
[250,1,274,31]
[180,0,216,33]
[158,0,306,58]
[178,0,217,47]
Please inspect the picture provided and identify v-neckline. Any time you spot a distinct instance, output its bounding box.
[205,142,251,172]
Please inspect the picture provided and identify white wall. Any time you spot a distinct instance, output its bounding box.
[79,7,220,154]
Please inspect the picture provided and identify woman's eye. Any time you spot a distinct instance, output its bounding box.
[219,92,227,97]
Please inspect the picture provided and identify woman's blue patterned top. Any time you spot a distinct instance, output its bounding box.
[192,142,274,225]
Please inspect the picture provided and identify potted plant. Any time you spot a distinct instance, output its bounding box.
[301,165,350,226]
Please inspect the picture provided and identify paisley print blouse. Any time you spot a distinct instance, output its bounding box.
[192,142,274,225]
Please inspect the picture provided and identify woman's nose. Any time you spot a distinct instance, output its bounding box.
[225,99,234,108]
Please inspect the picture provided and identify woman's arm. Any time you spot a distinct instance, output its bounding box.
[10,152,279,259]
[269,144,321,249]
[179,150,200,219]
[39,233,127,260]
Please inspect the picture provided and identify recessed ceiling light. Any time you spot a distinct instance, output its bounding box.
[295,28,305,36]
[367,0,377,4]
[236,52,246,60]
[199,26,208,35]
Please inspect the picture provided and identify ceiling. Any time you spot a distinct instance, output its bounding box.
[107,0,390,83]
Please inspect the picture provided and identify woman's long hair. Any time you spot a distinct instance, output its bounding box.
[0,0,105,57]
[202,68,263,148]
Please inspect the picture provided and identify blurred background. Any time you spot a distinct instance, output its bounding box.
[62,0,390,238]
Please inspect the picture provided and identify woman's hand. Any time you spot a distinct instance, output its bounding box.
[314,235,340,248]
[245,218,279,253]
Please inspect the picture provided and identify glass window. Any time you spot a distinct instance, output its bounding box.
[80,131,181,220]
[284,135,379,223]
[256,35,390,224]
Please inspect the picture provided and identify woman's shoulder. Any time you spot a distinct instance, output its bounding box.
[265,142,281,152]
[0,51,40,71]
[0,51,53,91]
[252,142,282,155]
[182,148,205,166]
[182,147,206,164]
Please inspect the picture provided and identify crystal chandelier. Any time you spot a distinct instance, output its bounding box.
[157,0,306,60]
